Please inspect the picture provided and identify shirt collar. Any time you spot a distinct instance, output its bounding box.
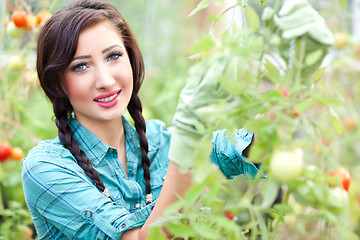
[68,114,140,165]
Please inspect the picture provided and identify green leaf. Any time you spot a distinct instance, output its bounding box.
[167,223,197,238]
[146,227,168,240]
[311,92,343,106]
[330,108,343,135]
[188,36,215,53]
[296,219,307,235]
[244,5,260,30]
[260,179,281,208]
[305,49,323,66]
[184,183,206,207]
[265,60,281,84]
[218,76,246,96]
[189,0,209,17]
[193,222,222,239]
[312,67,326,83]
[295,99,317,112]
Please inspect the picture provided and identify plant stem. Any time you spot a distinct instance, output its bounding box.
[0,183,4,211]
[210,4,238,36]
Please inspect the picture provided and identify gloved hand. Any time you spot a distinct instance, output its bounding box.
[262,0,334,83]
[168,53,230,168]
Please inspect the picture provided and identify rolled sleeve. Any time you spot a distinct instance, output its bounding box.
[210,128,260,179]
[22,147,155,240]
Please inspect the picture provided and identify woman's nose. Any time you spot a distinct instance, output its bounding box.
[95,65,115,90]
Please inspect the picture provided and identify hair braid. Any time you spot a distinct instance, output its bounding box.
[55,115,113,200]
[127,93,151,202]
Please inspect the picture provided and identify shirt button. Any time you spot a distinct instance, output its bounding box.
[85,210,92,218]
[128,171,134,177]
[162,175,166,180]
[134,149,141,155]
[121,223,126,228]
[134,203,141,209]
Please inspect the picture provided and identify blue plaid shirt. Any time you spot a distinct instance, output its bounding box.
[22,115,259,240]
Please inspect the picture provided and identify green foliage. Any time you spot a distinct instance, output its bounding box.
[148,0,360,239]
[1,0,359,239]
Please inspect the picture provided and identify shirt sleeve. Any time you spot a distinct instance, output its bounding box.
[22,145,156,240]
[210,128,260,179]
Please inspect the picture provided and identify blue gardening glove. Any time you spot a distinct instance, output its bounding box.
[169,53,230,168]
[263,0,334,82]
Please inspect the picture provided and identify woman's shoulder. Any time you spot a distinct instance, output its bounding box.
[23,137,73,169]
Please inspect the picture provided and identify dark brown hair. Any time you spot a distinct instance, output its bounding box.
[37,0,151,202]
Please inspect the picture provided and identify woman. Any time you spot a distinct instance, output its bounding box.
[21,0,259,239]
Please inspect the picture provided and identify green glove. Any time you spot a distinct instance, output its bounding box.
[263,0,334,83]
[274,0,333,45]
[168,53,230,168]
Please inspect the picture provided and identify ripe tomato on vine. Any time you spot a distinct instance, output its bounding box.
[11,10,28,27]
[329,168,351,192]
[0,141,12,162]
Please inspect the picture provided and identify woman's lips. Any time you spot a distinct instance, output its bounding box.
[94,90,121,108]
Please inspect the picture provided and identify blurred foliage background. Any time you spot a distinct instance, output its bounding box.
[1,0,360,239]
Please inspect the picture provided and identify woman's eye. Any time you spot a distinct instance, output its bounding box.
[107,52,122,62]
[71,63,87,72]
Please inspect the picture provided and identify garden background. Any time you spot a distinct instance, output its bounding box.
[0,0,360,239]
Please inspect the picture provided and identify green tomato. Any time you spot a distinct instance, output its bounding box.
[8,55,26,72]
[6,21,24,39]
[326,187,349,211]
[269,148,303,183]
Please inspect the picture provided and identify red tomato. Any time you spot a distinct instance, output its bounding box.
[224,211,235,220]
[329,168,351,192]
[336,168,351,192]
[11,10,28,28]
[0,141,12,162]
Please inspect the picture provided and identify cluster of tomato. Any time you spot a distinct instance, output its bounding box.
[0,141,24,162]
[6,9,52,38]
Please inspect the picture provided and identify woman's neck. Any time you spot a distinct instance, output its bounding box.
[76,116,125,149]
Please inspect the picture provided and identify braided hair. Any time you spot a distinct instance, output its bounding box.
[36,0,152,202]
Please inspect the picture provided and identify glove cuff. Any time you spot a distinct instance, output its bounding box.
[168,127,203,168]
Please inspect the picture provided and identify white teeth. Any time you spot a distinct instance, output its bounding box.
[95,93,118,102]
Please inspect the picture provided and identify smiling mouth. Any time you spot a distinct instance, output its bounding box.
[94,91,120,103]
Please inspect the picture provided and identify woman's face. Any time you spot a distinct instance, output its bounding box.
[61,21,133,126]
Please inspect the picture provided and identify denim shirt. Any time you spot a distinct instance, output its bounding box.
[22,116,259,240]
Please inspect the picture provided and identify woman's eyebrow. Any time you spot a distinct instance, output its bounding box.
[71,44,122,61]
[102,44,122,54]
[73,55,91,61]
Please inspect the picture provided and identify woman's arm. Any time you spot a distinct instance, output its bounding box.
[121,161,192,240]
